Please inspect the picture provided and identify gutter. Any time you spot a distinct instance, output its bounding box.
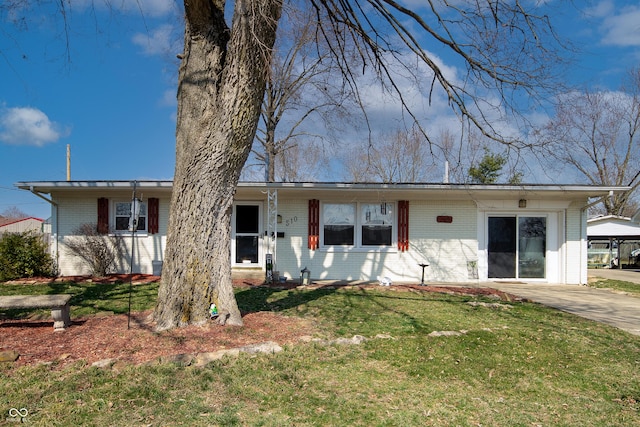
[28,187,60,274]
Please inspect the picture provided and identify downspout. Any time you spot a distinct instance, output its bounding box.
[579,191,614,285]
[29,187,59,274]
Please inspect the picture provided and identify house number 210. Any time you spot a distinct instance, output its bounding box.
[285,216,297,227]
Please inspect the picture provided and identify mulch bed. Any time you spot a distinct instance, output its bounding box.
[1,275,515,369]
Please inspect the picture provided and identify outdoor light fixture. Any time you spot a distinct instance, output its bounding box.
[300,267,311,285]
[519,199,527,208]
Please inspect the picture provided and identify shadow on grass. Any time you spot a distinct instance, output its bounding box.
[0,279,159,321]
[234,282,450,335]
[235,283,338,315]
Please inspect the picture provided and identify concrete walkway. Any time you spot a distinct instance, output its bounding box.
[487,271,640,336]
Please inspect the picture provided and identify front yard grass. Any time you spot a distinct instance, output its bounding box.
[588,277,640,298]
[1,281,639,426]
[0,279,159,319]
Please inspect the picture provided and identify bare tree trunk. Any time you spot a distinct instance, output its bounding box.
[154,0,282,330]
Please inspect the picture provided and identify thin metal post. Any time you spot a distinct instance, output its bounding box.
[127,181,137,329]
[266,188,278,282]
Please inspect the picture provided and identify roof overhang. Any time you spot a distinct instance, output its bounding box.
[235,182,628,202]
[15,180,174,194]
[15,180,628,202]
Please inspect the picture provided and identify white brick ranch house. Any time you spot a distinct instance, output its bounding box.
[16,180,628,285]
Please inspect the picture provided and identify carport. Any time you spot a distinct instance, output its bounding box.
[587,215,640,269]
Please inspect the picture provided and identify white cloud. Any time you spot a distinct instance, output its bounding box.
[599,4,640,47]
[0,106,67,146]
[132,24,179,56]
[585,0,615,18]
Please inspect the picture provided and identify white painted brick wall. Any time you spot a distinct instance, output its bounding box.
[51,191,586,284]
[55,194,168,276]
[273,199,478,284]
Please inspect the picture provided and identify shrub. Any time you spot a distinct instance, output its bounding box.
[64,223,126,276]
[0,231,56,281]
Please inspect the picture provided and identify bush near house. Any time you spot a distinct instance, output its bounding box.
[64,223,126,276]
[0,231,55,281]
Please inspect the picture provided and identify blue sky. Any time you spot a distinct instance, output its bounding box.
[1,0,639,220]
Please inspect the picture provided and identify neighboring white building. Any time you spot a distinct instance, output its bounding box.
[0,216,44,235]
[587,215,640,268]
[16,180,629,285]
[587,215,640,240]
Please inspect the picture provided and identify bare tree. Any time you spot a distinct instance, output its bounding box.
[1,206,29,219]
[434,128,468,183]
[345,126,436,183]
[276,142,329,182]
[247,5,356,182]
[536,68,640,216]
[153,0,282,329]
[345,127,523,184]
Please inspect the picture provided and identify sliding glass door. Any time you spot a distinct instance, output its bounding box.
[488,216,546,279]
[518,217,546,278]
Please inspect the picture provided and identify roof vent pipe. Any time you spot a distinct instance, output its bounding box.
[66,144,71,181]
[443,161,449,184]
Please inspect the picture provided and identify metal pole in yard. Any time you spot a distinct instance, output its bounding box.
[127,181,139,329]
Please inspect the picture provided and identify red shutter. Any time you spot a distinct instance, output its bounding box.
[97,198,109,234]
[148,198,159,234]
[398,200,409,252]
[308,199,319,250]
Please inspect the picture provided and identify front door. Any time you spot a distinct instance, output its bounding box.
[488,216,546,279]
[233,204,261,265]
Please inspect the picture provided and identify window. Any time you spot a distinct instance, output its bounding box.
[323,203,355,245]
[114,201,147,232]
[322,202,394,248]
[361,203,393,246]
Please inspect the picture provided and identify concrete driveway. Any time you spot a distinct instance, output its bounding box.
[588,268,640,284]
[487,271,640,336]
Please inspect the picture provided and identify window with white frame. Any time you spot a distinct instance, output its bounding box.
[323,203,355,245]
[322,202,394,248]
[114,201,147,232]
[361,203,393,246]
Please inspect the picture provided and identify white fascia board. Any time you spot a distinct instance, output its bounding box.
[239,182,630,201]
[15,180,174,194]
[15,180,629,200]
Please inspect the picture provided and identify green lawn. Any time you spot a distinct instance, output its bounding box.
[589,277,640,298]
[0,279,159,319]
[1,281,639,426]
